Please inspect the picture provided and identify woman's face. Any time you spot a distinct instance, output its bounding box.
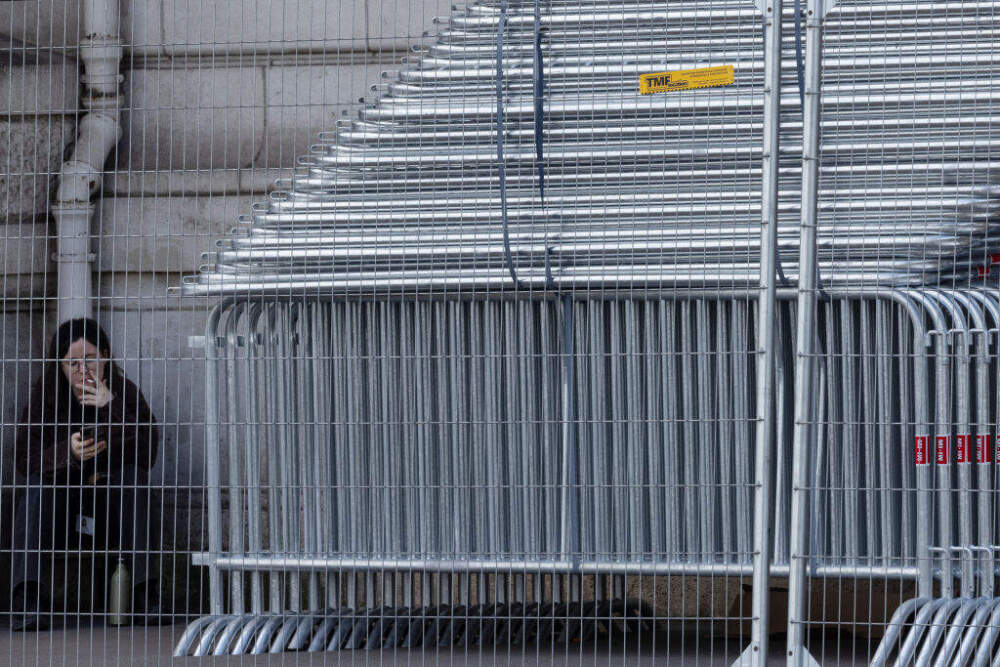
[61,338,107,398]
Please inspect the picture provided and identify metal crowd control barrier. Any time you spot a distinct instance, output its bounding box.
[172,289,979,658]
[865,289,1000,666]
[177,293,771,656]
[777,288,1000,666]
[784,0,1000,661]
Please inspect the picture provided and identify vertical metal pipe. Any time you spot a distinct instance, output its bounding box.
[840,302,860,561]
[733,300,751,556]
[823,300,842,564]
[559,296,579,561]
[663,302,682,559]
[263,306,283,610]
[524,301,542,557]
[907,291,950,596]
[909,307,934,597]
[644,302,665,558]
[503,302,524,558]
[748,0,783,657]
[297,305,321,610]
[786,0,824,660]
[968,290,1000,596]
[717,302,734,560]
[245,306,265,614]
[280,304,301,612]
[224,308,246,614]
[874,301,896,564]
[589,301,611,557]
[575,301,594,558]
[624,300,643,557]
[315,303,338,608]
[859,304,878,559]
[680,302,699,558]
[203,302,230,615]
[696,300,715,562]
[895,304,915,567]
[449,302,470,557]
[943,291,980,596]
[434,302,454,561]
[541,302,560,555]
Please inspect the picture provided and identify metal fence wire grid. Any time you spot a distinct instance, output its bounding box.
[2,0,1000,665]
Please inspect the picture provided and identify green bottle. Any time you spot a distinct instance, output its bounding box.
[109,558,131,626]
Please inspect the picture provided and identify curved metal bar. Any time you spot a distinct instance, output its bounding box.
[268,615,306,653]
[211,615,257,656]
[287,613,319,651]
[973,598,1000,666]
[192,614,237,657]
[308,614,341,652]
[952,597,1000,666]
[870,597,932,667]
[173,615,225,657]
[929,597,989,667]
[250,615,288,655]
[893,598,952,665]
[229,615,271,655]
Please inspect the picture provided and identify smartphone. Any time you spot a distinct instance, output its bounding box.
[79,426,106,443]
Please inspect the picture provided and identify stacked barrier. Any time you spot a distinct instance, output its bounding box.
[823,289,1000,665]
[172,0,1000,661]
[180,0,999,296]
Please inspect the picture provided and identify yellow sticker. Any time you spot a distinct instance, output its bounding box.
[639,65,735,95]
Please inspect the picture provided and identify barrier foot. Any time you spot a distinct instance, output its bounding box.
[731,643,759,667]
[788,646,822,667]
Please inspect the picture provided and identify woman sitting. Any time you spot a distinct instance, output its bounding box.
[10,318,161,630]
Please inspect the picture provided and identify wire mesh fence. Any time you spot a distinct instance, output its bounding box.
[2,0,999,665]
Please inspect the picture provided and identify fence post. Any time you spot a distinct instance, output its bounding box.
[738,0,784,664]
[786,0,828,662]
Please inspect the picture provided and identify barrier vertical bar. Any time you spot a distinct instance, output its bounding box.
[738,0,783,663]
[203,301,231,615]
[786,0,826,661]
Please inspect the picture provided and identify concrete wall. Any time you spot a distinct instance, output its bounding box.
[0,0,452,492]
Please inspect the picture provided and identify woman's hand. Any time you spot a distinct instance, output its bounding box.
[75,377,114,408]
[70,432,108,461]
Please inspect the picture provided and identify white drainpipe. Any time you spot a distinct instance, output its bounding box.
[52,0,123,323]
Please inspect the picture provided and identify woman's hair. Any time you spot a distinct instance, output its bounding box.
[39,318,124,415]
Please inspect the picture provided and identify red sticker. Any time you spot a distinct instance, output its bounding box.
[991,253,1000,264]
[915,435,929,465]
[977,435,992,464]
[936,435,950,465]
[978,266,991,277]
[957,435,971,463]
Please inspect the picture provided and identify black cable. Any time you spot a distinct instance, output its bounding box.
[533,0,556,290]
[496,0,524,289]
[533,0,546,207]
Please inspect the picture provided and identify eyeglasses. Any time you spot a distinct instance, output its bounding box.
[62,358,103,369]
